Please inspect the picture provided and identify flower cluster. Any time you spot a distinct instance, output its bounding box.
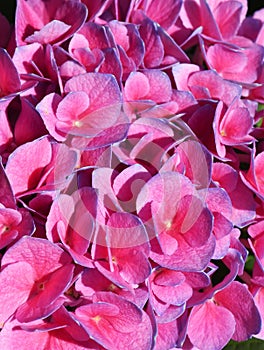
[0,1,264,349]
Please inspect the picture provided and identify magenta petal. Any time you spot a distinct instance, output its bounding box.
[54,0,88,43]
[0,48,20,97]
[76,292,153,350]
[188,301,236,350]
[14,98,47,146]
[0,13,11,48]
[214,281,261,341]
[16,264,74,322]
[2,236,72,275]
[16,0,87,46]
[214,1,242,39]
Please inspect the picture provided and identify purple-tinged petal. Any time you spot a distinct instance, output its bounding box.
[16,0,88,46]
[0,160,16,209]
[133,12,164,68]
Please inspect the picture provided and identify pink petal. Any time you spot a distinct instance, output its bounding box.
[56,91,90,123]
[0,261,35,326]
[65,73,121,111]
[254,287,264,339]
[151,269,193,305]
[188,70,242,105]
[36,93,66,141]
[150,233,215,271]
[181,0,221,39]
[124,72,150,101]
[16,264,74,322]
[220,107,253,141]
[76,292,153,350]
[188,301,236,350]
[145,0,182,29]
[5,136,53,196]
[107,211,149,249]
[214,281,261,341]
[143,70,172,103]
[64,73,122,136]
[113,248,151,284]
[2,236,72,277]
[207,43,264,84]
[228,179,256,227]
[172,63,200,91]
[0,309,101,350]
[214,1,242,39]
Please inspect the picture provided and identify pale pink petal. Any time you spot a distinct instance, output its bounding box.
[124,72,150,101]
